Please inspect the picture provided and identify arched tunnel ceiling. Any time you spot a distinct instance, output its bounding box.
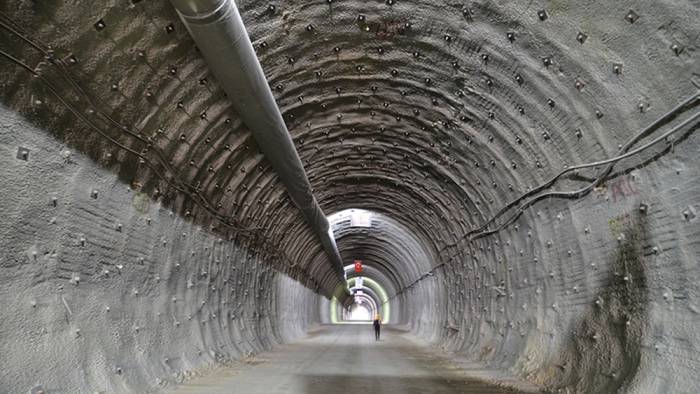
[1,0,698,298]
[2,0,700,392]
[332,210,434,293]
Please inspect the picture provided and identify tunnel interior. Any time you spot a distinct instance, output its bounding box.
[0,0,699,393]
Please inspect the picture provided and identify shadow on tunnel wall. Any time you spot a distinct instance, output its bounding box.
[0,5,329,295]
[534,212,649,393]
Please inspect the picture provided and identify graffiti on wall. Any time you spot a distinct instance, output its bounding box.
[595,175,640,203]
[609,175,640,202]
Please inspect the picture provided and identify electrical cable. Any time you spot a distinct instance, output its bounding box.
[387,94,699,300]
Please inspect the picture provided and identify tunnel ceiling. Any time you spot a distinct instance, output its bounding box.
[332,211,433,294]
[0,0,698,296]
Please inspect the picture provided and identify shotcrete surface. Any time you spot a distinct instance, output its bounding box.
[0,0,699,392]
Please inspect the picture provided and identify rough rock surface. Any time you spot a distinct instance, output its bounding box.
[0,106,319,392]
[0,0,698,393]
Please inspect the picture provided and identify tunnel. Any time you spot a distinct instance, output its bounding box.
[0,0,698,393]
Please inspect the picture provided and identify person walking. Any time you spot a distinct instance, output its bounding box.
[373,314,381,341]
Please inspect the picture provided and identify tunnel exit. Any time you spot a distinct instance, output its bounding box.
[329,274,391,325]
[346,302,372,321]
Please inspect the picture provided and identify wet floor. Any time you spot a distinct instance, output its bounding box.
[170,324,538,394]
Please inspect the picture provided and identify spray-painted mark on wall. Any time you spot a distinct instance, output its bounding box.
[609,176,639,202]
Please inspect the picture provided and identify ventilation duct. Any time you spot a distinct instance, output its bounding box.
[170,0,348,300]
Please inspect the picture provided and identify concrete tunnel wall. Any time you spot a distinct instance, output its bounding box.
[0,0,699,393]
[0,106,321,392]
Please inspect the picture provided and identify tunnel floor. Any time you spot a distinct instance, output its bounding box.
[170,324,539,394]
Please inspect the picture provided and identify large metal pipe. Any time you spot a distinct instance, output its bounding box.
[170,0,347,298]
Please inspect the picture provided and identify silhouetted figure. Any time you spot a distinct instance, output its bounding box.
[373,315,381,341]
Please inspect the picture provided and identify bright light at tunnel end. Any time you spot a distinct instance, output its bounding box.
[347,304,371,321]
[331,275,390,324]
